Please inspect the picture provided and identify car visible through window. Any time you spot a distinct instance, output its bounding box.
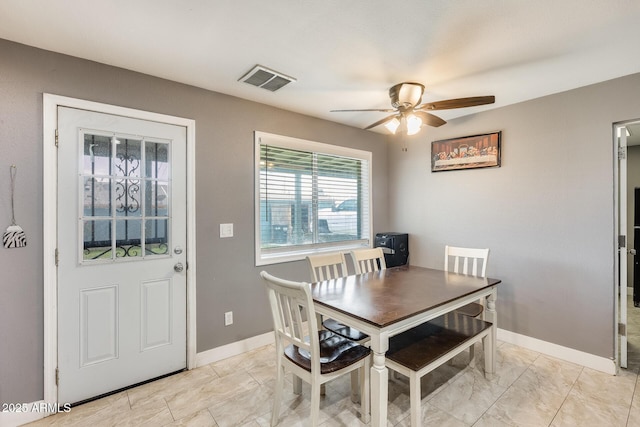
[318,199,358,236]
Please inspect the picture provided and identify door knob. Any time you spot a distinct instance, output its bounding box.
[174,262,184,273]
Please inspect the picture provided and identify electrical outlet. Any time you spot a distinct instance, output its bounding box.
[224,311,233,326]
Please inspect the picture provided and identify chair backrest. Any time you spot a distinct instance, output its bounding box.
[350,247,387,274]
[306,252,349,282]
[260,271,320,371]
[444,245,490,277]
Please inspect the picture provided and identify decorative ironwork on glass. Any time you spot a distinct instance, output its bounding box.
[115,138,141,177]
[114,139,142,216]
[115,178,141,215]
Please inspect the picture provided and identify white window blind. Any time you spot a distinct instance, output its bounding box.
[254,131,372,265]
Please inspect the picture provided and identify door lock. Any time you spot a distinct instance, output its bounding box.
[174,262,184,273]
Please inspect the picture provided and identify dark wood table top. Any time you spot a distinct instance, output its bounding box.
[310,264,501,328]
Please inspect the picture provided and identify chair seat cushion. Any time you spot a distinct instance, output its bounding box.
[387,312,492,371]
[454,302,484,318]
[322,318,370,342]
[285,330,371,374]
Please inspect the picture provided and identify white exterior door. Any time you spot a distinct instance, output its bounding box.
[57,106,187,403]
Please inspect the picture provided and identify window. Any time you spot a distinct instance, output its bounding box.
[81,132,170,262]
[255,131,372,265]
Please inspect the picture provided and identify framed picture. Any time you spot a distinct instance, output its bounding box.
[431,131,501,172]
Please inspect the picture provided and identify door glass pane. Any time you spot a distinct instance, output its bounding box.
[114,138,142,178]
[145,219,169,255]
[83,134,112,176]
[115,178,142,217]
[83,177,111,217]
[145,142,169,180]
[83,220,112,260]
[115,219,142,258]
[145,181,169,217]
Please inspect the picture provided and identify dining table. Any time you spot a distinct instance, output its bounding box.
[310,264,501,427]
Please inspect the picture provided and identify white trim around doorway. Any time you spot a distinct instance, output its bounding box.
[42,93,197,410]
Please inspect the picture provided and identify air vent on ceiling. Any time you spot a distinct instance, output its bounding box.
[239,65,296,92]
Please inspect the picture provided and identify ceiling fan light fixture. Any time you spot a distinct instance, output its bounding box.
[384,117,401,134]
[406,114,423,135]
[390,82,425,109]
[330,81,494,134]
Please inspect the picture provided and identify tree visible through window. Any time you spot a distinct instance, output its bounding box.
[254,132,372,265]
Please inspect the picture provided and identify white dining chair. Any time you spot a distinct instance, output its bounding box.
[307,252,349,282]
[306,253,369,342]
[444,245,490,317]
[350,247,387,274]
[260,271,370,426]
[306,252,369,398]
[444,245,490,365]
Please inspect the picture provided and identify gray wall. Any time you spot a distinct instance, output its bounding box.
[388,73,640,358]
[0,39,389,404]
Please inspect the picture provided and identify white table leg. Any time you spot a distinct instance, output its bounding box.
[484,288,497,378]
[369,334,389,427]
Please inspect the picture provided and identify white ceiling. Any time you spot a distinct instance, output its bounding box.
[2,0,640,136]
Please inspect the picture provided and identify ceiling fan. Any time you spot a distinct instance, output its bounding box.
[331,82,495,135]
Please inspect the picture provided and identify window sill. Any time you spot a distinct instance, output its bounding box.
[256,240,370,266]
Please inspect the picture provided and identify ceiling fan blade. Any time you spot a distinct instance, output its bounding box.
[331,108,396,113]
[364,114,399,130]
[418,96,495,111]
[414,111,446,127]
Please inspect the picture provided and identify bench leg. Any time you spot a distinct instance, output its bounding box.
[468,343,476,369]
[293,374,303,394]
[350,370,359,402]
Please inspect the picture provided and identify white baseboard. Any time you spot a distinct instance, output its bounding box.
[497,328,616,375]
[195,331,275,367]
[196,328,617,376]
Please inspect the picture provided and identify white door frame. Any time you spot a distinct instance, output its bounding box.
[614,122,628,371]
[42,93,197,405]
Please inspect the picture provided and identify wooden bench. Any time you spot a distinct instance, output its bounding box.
[385,312,494,427]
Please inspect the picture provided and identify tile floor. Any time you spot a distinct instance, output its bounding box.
[25,301,640,427]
